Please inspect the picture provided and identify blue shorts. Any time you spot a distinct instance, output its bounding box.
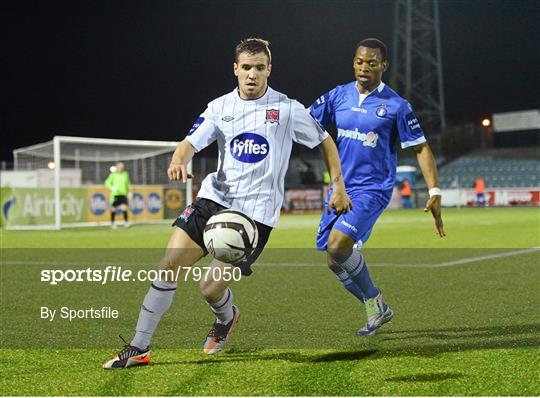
[316,191,388,250]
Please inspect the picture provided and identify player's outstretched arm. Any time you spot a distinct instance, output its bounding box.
[413,142,445,237]
[168,139,196,183]
[318,136,352,214]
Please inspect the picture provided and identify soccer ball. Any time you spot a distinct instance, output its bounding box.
[203,210,259,263]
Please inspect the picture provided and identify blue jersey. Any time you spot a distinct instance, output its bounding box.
[309,81,426,201]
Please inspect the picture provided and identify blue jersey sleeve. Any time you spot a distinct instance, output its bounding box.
[308,90,335,129]
[397,101,427,148]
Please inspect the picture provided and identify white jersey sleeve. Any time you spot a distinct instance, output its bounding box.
[290,100,330,149]
[185,104,219,152]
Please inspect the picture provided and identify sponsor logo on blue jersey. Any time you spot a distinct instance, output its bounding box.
[406,112,421,130]
[340,220,358,233]
[350,107,368,113]
[147,192,162,214]
[230,133,269,163]
[130,193,145,215]
[89,193,107,216]
[188,117,204,136]
[337,128,379,148]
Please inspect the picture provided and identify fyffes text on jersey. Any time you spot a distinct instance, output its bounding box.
[230,132,269,163]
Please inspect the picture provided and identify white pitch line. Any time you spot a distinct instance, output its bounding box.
[256,262,419,268]
[427,247,540,268]
[2,248,538,268]
[258,248,540,268]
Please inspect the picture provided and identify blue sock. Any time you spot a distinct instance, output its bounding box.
[333,268,366,303]
[336,250,379,299]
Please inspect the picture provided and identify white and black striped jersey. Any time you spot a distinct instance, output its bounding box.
[186,86,329,227]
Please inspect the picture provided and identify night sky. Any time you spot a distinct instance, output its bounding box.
[2,0,539,161]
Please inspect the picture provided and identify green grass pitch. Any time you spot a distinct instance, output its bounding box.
[1,207,539,395]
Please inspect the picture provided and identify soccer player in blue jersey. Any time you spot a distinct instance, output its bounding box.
[310,38,445,336]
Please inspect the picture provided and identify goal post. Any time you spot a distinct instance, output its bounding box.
[4,135,192,230]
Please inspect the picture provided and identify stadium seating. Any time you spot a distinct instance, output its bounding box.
[437,148,540,188]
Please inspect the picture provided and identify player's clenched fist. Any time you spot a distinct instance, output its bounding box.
[167,162,193,183]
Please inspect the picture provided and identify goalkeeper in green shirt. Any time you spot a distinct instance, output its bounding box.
[105,162,131,228]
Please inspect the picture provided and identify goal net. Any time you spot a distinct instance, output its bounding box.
[2,136,192,229]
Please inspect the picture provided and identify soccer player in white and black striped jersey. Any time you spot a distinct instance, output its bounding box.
[103,38,352,368]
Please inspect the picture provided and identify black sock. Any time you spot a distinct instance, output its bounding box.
[123,211,128,222]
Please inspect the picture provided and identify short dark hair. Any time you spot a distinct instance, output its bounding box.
[356,38,387,61]
[235,37,272,64]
